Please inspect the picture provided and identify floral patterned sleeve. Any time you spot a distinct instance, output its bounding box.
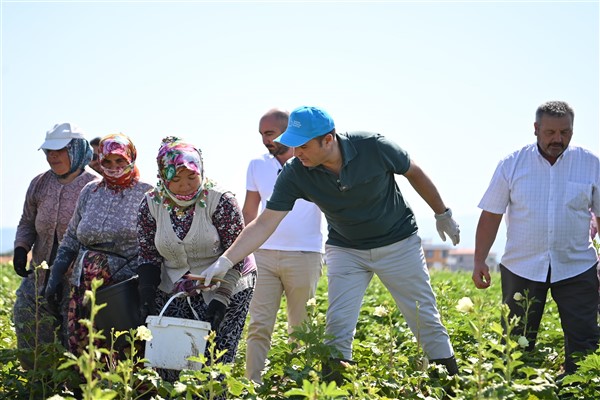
[212,192,245,273]
[137,196,164,265]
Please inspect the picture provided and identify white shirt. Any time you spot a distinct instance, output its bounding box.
[479,143,600,283]
[246,154,325,253]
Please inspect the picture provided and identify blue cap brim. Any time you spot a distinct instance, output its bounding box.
[274,130,312,147]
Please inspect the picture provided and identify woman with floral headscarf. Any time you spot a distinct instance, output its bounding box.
[13,122,98,369]
[136,136,256,381]
[44,133,152,355]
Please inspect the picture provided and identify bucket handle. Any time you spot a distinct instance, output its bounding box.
[157,292,202,323]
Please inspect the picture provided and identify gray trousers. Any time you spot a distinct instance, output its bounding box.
[324,234,454,360]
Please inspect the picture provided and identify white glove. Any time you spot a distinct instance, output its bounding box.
[435,208,460,246]
[200,255,233,287]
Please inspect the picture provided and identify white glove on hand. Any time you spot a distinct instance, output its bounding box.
[200,256,233,287]
[435,208,460,246]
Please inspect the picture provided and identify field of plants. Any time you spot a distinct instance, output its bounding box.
[1,259,600,399]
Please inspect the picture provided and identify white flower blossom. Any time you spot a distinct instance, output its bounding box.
[456,297,474,313]
[513,292,524,301]
[373,305,389,317]
[135,325,153,341]
[173,381,186,394]
[518,336,529,348]
[39,261,49,270]
[306,298,317,307]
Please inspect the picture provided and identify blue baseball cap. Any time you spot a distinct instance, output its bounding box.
[275,106,335,147]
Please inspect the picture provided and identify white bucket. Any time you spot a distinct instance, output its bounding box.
[144,292,212,371]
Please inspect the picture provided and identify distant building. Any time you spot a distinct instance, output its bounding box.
[421,241,498,272]
[447,248,498,272]
[422,243,451,270]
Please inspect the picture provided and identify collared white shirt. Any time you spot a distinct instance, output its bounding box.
[246,153,325,253]
[479,143,600,283]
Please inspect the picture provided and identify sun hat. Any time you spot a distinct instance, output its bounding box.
[39,122,86,150]
[274,106,335,147]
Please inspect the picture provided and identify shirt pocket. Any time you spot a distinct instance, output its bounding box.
[565,182,592,211]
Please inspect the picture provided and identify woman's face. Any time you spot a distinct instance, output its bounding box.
[100,153,129,170]
[45,147,71,175]
[168,167,201,196]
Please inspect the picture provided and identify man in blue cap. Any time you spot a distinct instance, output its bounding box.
[201,105,461,380]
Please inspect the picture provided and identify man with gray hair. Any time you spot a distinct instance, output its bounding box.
[473,101,600,377]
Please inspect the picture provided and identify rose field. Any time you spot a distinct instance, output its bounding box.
[1,257,600,399]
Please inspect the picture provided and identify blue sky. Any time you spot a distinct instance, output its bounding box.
[1,1,599,255]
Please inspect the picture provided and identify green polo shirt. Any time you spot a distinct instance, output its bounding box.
[267,131,418,250]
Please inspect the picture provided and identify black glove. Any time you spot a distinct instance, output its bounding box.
[13,247,31,277]
[43,246,76,299]
[205,299,227,332]
[44,262,69,300]
[137,263,161,322]
[43,279,64,317]
[42,246,76,317]
[43,281,63,318]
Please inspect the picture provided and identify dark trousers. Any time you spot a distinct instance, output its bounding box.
[500,263,600,372]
